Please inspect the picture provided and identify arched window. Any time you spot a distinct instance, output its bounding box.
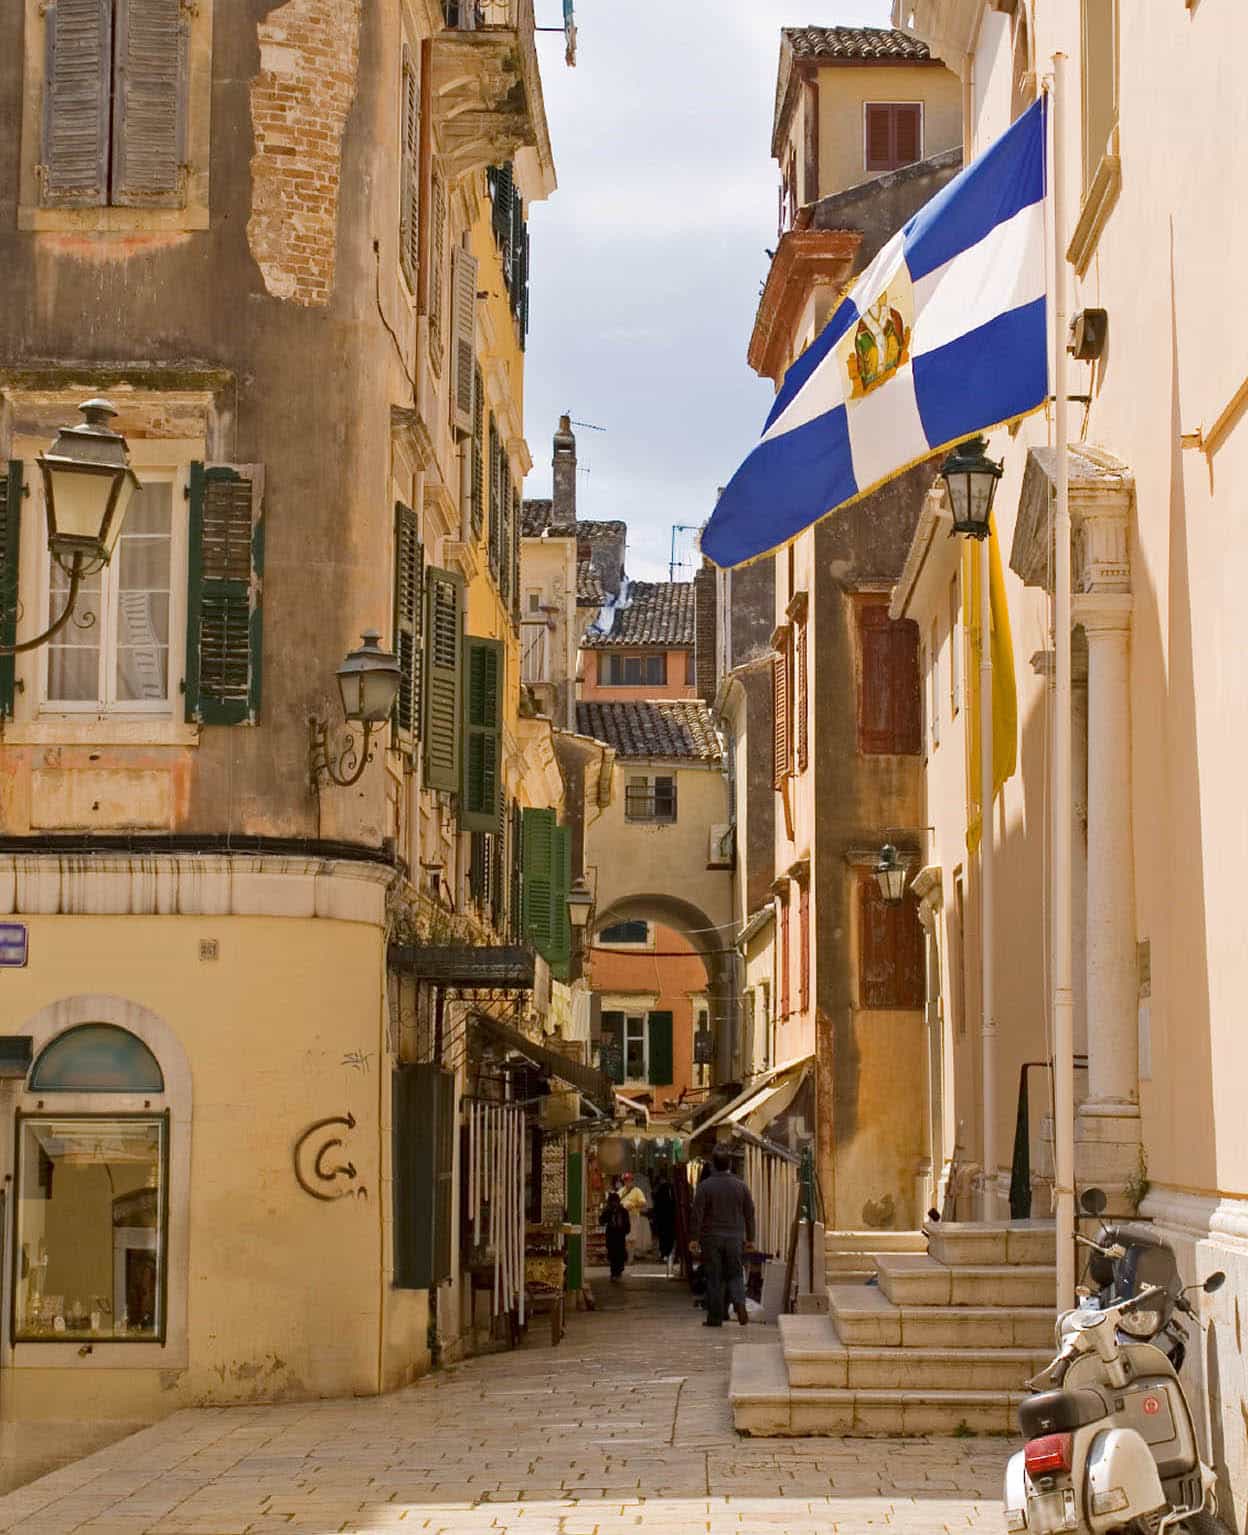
[29,1024,164,1094]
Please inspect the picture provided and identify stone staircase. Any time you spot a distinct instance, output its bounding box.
[732,1220,1057,1436]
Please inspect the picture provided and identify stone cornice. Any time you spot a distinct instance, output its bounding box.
[748,229,861,384]
[1010,444,1134,597]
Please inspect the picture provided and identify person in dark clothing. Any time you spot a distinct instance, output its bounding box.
[599,1190,630,1280]
[650,1170,678,1272]
[690,1146,755,1327]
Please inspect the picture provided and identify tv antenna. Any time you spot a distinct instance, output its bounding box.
[669,523,699,582]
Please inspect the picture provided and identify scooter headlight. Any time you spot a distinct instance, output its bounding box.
[1118,1306,1163,1339]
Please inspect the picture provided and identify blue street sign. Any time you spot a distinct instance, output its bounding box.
[0,924,28,968]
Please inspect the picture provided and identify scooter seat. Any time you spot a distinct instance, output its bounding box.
[1019,1388,1110,1437]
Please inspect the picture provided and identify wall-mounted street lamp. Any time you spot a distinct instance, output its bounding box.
[874,844,911,905]
[1,399,141,655]
[566,876,593,933]
[308,631,402,788]
[939,435,1003,539]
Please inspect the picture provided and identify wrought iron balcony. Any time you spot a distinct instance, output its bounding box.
[434,0,554,185]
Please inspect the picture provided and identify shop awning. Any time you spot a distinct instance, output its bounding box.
[473,1013,615,1115]
[688,1055,813,1149]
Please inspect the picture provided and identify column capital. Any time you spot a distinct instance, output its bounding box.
[1073,591,1133,634]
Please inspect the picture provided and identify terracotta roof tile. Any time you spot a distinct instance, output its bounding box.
[583,581,695,648]
[577,559,607,607]
[783,26,932,61]
[575,700,722,763]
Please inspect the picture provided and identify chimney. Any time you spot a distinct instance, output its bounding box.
[552,414,577,525]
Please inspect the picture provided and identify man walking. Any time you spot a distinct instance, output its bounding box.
[690,1146,755,1327]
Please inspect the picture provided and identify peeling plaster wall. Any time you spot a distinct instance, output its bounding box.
[248,0,363,306]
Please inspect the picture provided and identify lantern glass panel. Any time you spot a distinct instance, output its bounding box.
[47,466,117,548]
[358,666,400,722]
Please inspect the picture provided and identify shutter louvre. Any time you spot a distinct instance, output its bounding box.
[895,103,921,168]
[399,50,419,289]
[546,822,571,979]
[393,501,423,753]
[111,0,189,208]
[857,603,893,753]
[799,883,810,1014]
[772,625,790,788]
[41,0,112,207]
[491,162,514,257]
[428,170,447,368]
[892,617,922,754]
[795,620,808,772]
[0,463,24,717]
[521,807,556,955]
[646,1011,673,1087]
[186,463,264,725]
[487,418,500,576]
[422,565,464,790]
[449,247,478,435]
[460,636,503,831]
[470,365,485,535]
[779,898,790,1018]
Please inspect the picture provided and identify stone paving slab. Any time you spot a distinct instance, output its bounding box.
[0,1270,1012,1533]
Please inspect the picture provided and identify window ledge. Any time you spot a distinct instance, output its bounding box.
[1067,151,1121,277]
[17,205,208,234]
[3,718,200,748]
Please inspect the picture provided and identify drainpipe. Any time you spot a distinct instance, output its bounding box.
[980,530,996,1220]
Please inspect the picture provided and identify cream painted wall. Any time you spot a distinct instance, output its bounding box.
[812,62,962,200]
[0,913,427,1423]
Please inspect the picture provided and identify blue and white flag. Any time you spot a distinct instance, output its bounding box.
[702,97,1047,569]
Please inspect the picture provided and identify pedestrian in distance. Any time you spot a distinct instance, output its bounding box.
[689,1145,755,1327]
[599,1191,631,1281]
[650,1167,678,1276]
[618,1171,649,1261]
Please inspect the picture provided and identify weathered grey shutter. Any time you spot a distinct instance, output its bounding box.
[0,463,24,717]
[111,0,189,208]
[186,463,264,725]
[41,0,112,208]
[460,636,502,832]
[428,169,447,367]
[392,501,423,754]
[422,564,463,790]
[449,247,478,436]
[399,48,419,289]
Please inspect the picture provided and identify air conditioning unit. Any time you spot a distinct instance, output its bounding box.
[707,823,735,869]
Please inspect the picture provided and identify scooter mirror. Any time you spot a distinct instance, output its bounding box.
[1204,1271,1226,1294]
[1080,1186,1108,1216]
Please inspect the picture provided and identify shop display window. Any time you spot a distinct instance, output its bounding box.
[13,1115,167,1343]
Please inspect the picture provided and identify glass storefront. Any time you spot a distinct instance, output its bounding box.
[14,1116,167,1343]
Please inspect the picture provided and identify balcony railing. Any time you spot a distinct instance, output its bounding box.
[442,0,519,30]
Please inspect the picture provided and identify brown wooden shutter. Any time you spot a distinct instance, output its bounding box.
[392,501,423,753]
[779,896,791,1018]
[796,620,809,772]
[110,0,189,208]
[857,603,894,753]
[895,104,921,167]
[399,49,419,289]
[859,877,925,1010]
[865,104,893,172]
[799,882,810,1014]
[41,0,113,207]
[891,616,922,754]
[772,624,790,788]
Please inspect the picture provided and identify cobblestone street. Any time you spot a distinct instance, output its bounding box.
[0,1273,1011,1535]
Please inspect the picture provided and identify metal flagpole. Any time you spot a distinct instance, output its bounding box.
[1051,51,1077,1311]
[980,533,996,1219]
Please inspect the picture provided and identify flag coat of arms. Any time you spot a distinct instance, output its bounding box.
[702,97,1048,569]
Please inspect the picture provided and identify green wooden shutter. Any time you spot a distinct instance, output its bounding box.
[392,1063,454,1289]
[521,807,555,956]
[41,0,112,208]
[487,417,501,577]
[509,799,523,941]
[392,501,423,754]
[110,0,189,208]
[0,462,24,718]
[547,822,571,980]
[498,459,512,604]
[647,1011,674,1087]
[491,161,514,255]
[185,463,264,725]
[460,636,502,831]
[422,565,463,790]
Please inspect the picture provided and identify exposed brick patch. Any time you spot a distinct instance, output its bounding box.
[248,0,361,307]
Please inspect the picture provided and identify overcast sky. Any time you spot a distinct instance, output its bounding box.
[522,0,894,581]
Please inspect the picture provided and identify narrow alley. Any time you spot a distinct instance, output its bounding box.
[0,1273,1009,1535]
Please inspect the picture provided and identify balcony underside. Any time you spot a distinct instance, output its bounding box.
[432,25,553,185]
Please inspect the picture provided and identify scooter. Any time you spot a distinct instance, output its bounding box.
[1004,1201,1225,1535]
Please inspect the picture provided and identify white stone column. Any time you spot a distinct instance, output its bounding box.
[1074,592,1140,1199]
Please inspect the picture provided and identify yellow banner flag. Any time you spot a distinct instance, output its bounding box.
[963,525,1018,852]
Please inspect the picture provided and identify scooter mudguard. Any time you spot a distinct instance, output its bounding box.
[1086,1427,1166,1534]
[1004,1449,1030,1531]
